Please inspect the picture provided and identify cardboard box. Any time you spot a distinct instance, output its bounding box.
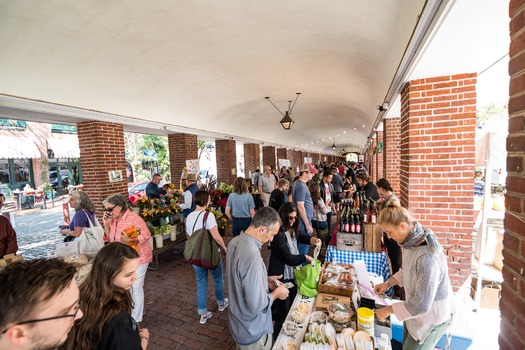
[363,223,382,253]
[314,292,352,311]
[481,286,501,309]
[336,232,363,252]
[318,262,354,297]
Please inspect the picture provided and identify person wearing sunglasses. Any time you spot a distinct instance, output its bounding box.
[267,202,320,338]
[0,258,82,350]
[102,194,152,323]
[62,243,149,350]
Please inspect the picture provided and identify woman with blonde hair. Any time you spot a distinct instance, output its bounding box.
[62,242,149,350]
[374,202,452,349]
[225,177,255,237]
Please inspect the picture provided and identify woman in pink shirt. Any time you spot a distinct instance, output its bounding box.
[102,194,152,323]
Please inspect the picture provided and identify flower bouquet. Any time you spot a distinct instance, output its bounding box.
[123,226,140,252]
[162,183,176,191]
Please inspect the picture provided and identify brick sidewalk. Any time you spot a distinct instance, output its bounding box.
[142,237,272,350]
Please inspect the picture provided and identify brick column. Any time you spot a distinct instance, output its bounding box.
[168,133,198,183]
[216,139,237,184]
[293,150,301,169]
[243,143,260,177]
[400,73,477,291]
[370,136,377,183]
[77,121,127,218]
[276,148,287,166]
[500,2,525,348]
[377,132,384,181]
[262,146,276,170]
[286,149,295,168]
[384,117,401,193]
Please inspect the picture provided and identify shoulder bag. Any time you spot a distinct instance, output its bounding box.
[78,210,105,258]
[183,211,220,269]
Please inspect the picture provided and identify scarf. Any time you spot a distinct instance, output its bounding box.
[400,221,442,255]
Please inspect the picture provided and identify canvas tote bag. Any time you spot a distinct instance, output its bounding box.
[183,211,220,269]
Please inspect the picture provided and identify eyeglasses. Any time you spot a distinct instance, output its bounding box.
[2,302,81,334]
[288,216,297,221]
[104,205,117,212]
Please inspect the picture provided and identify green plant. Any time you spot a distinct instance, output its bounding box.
[152,224,171,237]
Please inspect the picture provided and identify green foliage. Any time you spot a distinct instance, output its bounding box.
[124,133,171,183]
[476,102,508,123]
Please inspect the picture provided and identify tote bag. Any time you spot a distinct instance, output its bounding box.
[293,241,322,297]
[78,211,105,258]
[183,211,220,269]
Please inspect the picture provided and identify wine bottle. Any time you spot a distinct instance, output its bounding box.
[350,210,355,233]
[355,212,361,234]
[344,207,350,233]
[363,200,369,223]
[371,200,378,224]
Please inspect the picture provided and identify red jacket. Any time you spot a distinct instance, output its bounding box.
[0,215,18,257]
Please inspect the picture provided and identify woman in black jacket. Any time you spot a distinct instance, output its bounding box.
[268,202,320,338]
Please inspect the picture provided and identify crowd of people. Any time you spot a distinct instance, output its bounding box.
[0,160,456,350]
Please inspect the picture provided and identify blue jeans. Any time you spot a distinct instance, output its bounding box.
[298,220,312,259]
[232,217,252,237]
[193,258,225,315]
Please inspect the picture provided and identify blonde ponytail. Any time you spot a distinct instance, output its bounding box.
[377,201,414,227]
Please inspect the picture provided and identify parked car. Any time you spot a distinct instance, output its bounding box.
[49,170,73,191]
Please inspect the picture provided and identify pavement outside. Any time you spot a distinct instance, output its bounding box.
[5,202,502,350]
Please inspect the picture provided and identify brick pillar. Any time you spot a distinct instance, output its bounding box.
[262,146,276,170]
[168,133,198,183]
[377,132,384,181]
[77,121,127,219]
[243,143,260,177]
[286,149,295,168]
[276,148,287,166]
[384,117,401,193]
[400,73,477,292]
[370,137,377,183]
[216,139,237,184]
[293,150,301,169]
[500,2,525,348]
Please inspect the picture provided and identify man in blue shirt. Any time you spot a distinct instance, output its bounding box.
[292,164,316,256]
[227,207,289,349]
[145,173,166,199]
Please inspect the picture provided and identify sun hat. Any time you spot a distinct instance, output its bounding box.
[300,163,318,174]
[186,173,197,182]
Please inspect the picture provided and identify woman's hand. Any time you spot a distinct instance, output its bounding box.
[102,212,112,225]
[375,305,393,321]
[304,255,314,262]
[310,237,321,246]
[374,282,390,295]
[120,232,135,243]
[377,196,386,205]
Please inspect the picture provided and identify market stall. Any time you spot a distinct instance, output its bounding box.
[272,261,393,350]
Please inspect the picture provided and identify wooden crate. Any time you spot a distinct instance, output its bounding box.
[363,223,382,253]
[314,292,352,311]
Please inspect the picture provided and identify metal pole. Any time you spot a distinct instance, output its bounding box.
[474,164,492,307]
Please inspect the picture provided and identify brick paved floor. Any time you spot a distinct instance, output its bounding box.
[142,237,272,350]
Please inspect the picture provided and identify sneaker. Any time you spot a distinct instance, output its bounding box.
[199,311,213,324]
[218,298,229,312]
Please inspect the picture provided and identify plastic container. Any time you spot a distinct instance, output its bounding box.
[377,333,391,350]
[357,307,374,338]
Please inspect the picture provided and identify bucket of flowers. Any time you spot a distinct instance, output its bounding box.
[209,208,230,237]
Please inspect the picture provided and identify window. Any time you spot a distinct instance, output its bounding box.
[14,159,30,182]
[0,159,9,183]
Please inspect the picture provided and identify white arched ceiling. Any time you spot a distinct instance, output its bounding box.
[3,0,504,154]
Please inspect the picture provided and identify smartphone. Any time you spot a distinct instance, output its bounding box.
[58,225,69,230]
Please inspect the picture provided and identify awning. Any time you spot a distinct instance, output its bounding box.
[0,136,40,159]
[47,136,80,158]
